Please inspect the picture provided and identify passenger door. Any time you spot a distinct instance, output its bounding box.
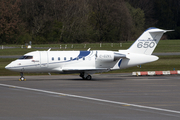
[40,51,48,68]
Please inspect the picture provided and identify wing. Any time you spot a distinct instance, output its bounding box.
[52,67,109,73]
[62,68,109,73]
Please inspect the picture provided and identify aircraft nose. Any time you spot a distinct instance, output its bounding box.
[5,61,23,72]
[5,63,12,70]
[5,61,16,70]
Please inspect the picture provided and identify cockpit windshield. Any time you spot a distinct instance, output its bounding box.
[19,56,33,59]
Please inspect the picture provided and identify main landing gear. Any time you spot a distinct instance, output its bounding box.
[19,72,26,81]
[80,72,92,80]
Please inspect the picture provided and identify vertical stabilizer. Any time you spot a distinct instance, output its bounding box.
[128,27,172,55]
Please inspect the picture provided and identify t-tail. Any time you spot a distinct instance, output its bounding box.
[128,27,173,55]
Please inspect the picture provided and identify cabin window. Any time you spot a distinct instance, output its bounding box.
[58,57,60,61]
[26,56,33,59]
[64,57,66,60]
[19,56,33,59]
[52,57,54,61]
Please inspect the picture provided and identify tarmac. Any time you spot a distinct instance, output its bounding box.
[0,73,180,120]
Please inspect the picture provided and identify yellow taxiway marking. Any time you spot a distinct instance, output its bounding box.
[59,94,67,96]
[9,86,16,88]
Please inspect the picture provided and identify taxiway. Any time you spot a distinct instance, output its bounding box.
[0,74,180,120]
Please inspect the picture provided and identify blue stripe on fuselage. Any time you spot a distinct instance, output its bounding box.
[73,51,90,60]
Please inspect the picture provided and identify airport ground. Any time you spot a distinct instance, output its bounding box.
[0,41,180,119]
[1,40,180,76]
[0,73,180,120]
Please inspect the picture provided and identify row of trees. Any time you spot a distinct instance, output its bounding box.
[0,0,180,44]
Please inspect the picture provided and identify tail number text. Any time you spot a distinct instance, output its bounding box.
[137,42,155,48]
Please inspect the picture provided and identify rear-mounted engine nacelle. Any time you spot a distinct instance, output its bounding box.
[96,51,126,62]
[96,51,117,62]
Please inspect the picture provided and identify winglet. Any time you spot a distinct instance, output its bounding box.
[87,48,91,51]
[48,48,51,51]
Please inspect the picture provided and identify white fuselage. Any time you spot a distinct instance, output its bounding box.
[5,27,169,80]
[5,50,158,73]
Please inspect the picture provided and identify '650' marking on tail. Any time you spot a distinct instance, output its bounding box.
[137,42,155,48]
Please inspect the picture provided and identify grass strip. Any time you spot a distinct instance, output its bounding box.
[0,40,180,55]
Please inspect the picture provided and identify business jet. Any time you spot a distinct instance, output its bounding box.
[5,27,172,81]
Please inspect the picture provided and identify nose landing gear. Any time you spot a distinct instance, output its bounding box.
[19,72,26,81]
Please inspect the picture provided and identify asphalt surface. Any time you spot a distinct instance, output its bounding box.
[0,73,180,120]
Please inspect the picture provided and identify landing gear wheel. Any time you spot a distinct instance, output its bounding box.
[86,75,92,80]
[80,72,84,78]
[19,72,26,81]
[80,72,85,80]
[79,72,92,80]
[19,77,26,81]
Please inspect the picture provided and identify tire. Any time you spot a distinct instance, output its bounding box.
[86,75,92,80]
